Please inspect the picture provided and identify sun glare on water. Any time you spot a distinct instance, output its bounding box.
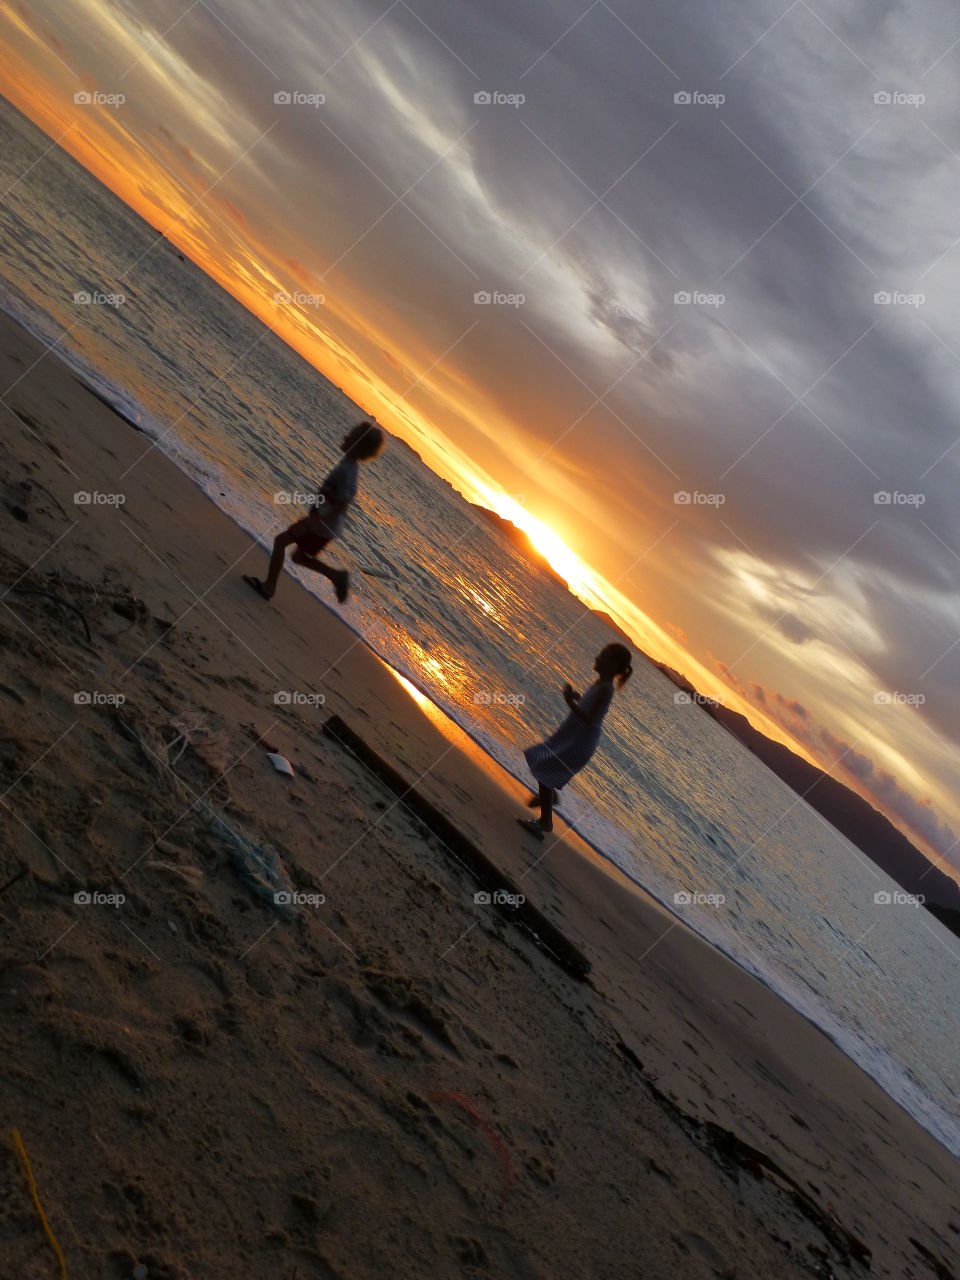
[479,488,597,596]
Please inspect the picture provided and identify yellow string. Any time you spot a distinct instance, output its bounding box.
[11,1129,67,1279]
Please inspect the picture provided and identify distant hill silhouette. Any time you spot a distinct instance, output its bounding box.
[469,505,568,589]
[650,662,960,935]
[591,609,635,648]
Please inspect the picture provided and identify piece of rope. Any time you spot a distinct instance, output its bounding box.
[11,1129,67,1278]
[428,1090,513,1207]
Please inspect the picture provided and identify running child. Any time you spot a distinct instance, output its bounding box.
[244,421,384,605]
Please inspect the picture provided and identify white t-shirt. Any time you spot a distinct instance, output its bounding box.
[314,458,358,537]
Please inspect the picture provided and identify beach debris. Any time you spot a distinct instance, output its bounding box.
[0,551,162,647]
[428,1090,513,1208]
[112,589,149,624]
[143,859,204,888]
[8,579,92,642]
[10,1128,67,1279]
[164,713,230,775]
[115,710,232,802]
[202,808,296,919]
[113,710,291,915]
[112,710,187,797]
[266,751,295,777]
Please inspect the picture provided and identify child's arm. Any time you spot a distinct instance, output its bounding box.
[563,683,593,723]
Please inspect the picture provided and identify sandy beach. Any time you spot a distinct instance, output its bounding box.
[1,306,958,1280]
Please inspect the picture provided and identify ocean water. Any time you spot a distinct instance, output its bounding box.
[2,95,959,1159]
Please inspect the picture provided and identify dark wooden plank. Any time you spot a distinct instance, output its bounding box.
[322,714,591,979]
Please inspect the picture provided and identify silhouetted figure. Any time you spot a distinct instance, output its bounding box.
[244,421,384,605]
[519,643,632,839]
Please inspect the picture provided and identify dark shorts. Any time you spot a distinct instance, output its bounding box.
[288,516,330,558]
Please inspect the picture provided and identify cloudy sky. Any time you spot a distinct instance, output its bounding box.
[2,0,960,870]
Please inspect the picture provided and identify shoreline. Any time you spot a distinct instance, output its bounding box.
[2,305,959,1278]
[13,294,956,1160]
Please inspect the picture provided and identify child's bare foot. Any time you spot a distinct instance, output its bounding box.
[331,569,349,604]
[518,817,550,839]
[243,574,273,601]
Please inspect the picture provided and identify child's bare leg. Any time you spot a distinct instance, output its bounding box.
[528,788,558,809]
[262,530,295,597]
[291,550,349,603]
[537,783,554,831]
[291,550,335,579]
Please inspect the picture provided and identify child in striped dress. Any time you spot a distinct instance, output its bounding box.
[519,643,632,839]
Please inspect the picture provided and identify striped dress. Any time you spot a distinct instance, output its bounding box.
[523,678,615,790]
